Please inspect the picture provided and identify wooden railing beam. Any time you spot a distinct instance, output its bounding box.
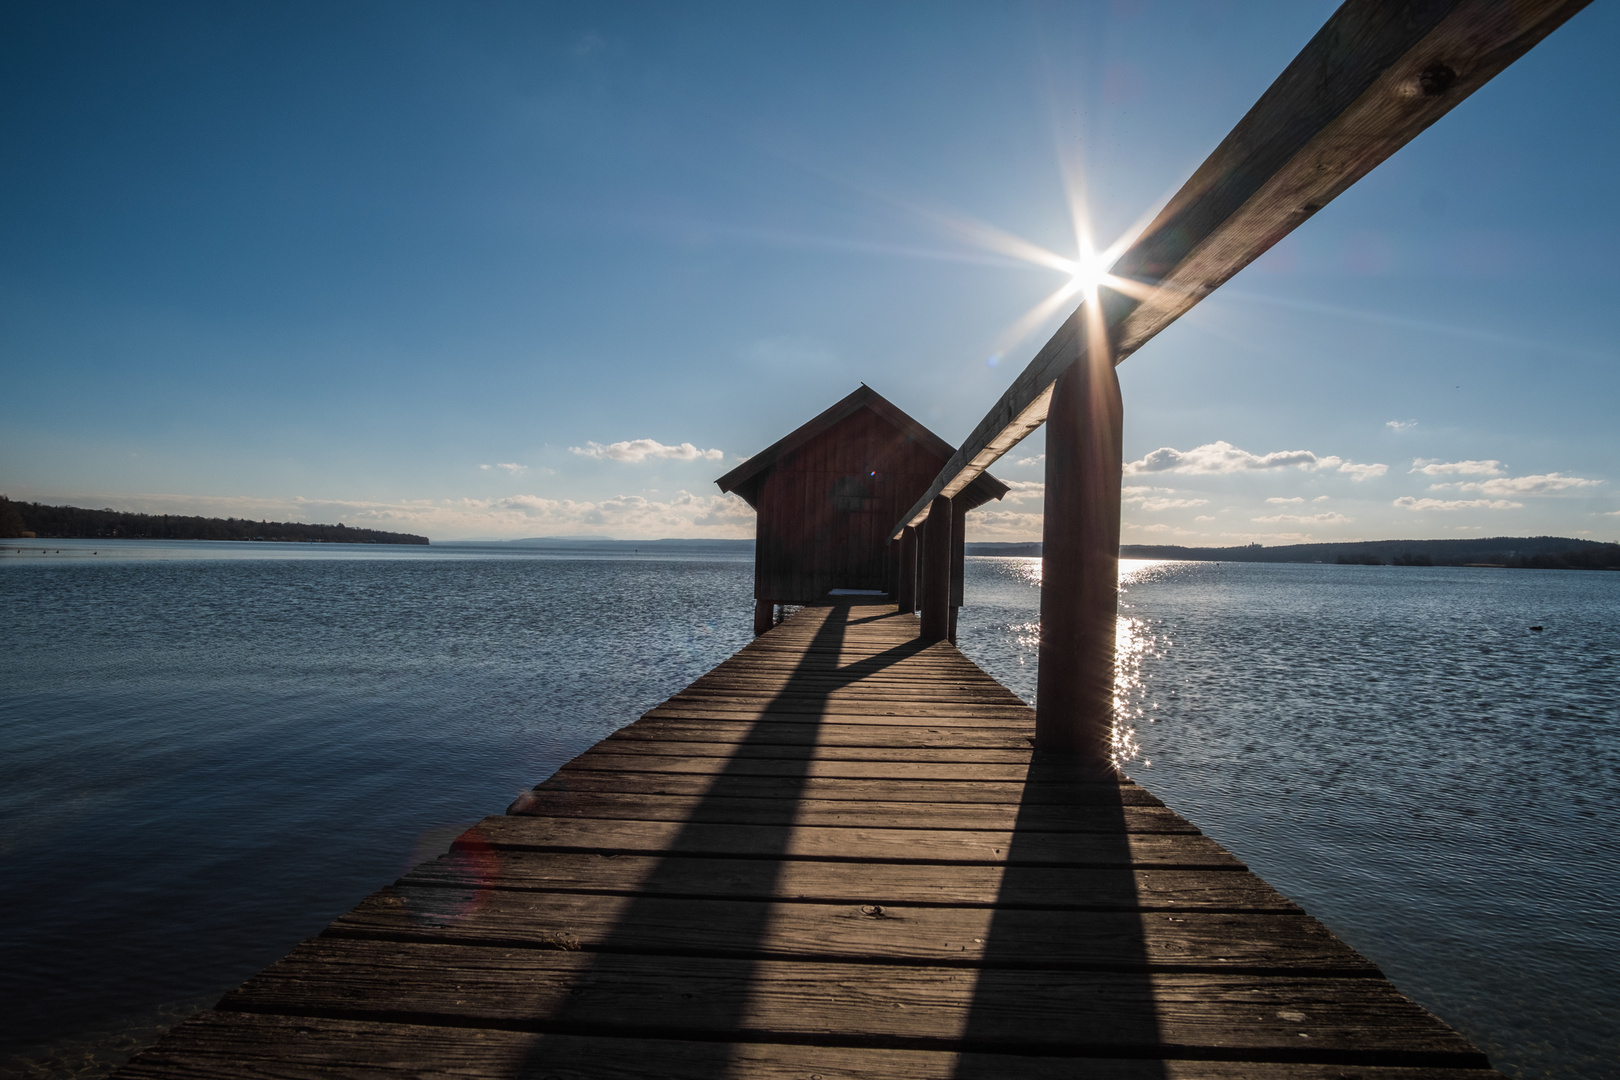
[891,0,1589,538]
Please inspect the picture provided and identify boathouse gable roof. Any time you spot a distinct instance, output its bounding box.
[714,384,1009,510]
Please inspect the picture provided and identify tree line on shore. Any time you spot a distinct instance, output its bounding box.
[0,497,428,545]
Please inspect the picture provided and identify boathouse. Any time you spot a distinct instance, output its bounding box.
[714,384,1007,633]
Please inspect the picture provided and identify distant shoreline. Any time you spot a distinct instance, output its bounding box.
[6,503,1615,569]
[0,498,428,546]
[969,536,1620,571]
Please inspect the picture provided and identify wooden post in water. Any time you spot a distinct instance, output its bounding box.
[1035,352,1124,762]
[897,525,918,613]
[753,598,775,636]
[920,495,952,642]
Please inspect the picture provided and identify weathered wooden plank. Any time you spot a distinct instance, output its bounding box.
[645,700,1034,722]
[330,886,1376,973]
[725,643,981,659]
[682,682,1021,702]
[118,1012,1506,1080]
[726,651,978,666]
[892,0,1590,531]
[701,670,1004,685]
[217,941,1486,1066]
[506,789,1197,832]
[467,815,1244,868]
[584,741,1036,764]
[530,771,1165,806]
[400,851,1293,912]
[673,696,1036,712]
[698,652,996,668]
[717,656,982,669]
[607,719,1035,749]
[558,754,1040,781]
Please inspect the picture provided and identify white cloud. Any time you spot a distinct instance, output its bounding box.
[1137,497,1209,511]
[1128,441,1315,474]
[964,508,1044,540]
[570,439,725,463]
[1394,497,1523,511]
[1117,486,1207,511]
[1252,511,1353,524]
[478,462,528,475]
[1126,441,1385,481]
[1000,480,1045,503]
[1014,454,1044,466]
[1194,515,1216,522]
[1337,462,1388,481]
[1221,530,1316,544]
[1266,496,1304,504]
[1439,473,1601,497]
[485,490,753,533]
[1411,458,1504,476]
[1386,419,1418,431]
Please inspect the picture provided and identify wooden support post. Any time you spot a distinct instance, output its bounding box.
[920,495,952,642]
[1035,351,1124,763]
[897,526,918,613]
[753,597,775,637]
[949,500,967,645]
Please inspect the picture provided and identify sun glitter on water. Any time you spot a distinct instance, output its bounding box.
[1112,560,1175,769]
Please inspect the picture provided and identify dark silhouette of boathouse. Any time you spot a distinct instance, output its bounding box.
[715,385,1007,634]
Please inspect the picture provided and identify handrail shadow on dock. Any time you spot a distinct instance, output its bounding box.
[519,600,941,1072]
[951,755,1162,1076]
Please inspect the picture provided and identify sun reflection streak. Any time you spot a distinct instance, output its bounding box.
[1112,560,1173,769]
[995,557,1172,769]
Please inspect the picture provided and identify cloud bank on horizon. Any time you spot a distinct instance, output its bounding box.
[12,436,1607,544]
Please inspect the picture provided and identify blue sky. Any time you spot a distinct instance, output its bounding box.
[2,1,1615,542]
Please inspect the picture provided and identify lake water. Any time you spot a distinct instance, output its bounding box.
[1,541,1615,1078]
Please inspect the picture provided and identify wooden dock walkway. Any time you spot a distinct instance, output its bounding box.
[120,599,1501,1079]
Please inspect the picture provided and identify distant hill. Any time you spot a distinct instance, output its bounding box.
[0,497,428,545]
[967,536,1619,570]
[460,537,753,549]
[964,542,1043,558]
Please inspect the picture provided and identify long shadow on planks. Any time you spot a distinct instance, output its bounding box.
[516,600,932,1075]
[951,756,1162,1076]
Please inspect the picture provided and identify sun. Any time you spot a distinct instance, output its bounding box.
[1066,246,1109,303]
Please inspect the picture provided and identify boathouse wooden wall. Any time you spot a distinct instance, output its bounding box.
[718,386,1006,607]
[751,407,943,602]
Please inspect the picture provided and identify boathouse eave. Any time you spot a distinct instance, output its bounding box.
[713,384,1009,511]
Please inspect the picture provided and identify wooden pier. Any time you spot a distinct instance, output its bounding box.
[121,599,1500,1079]
[116,5,1592,1072]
